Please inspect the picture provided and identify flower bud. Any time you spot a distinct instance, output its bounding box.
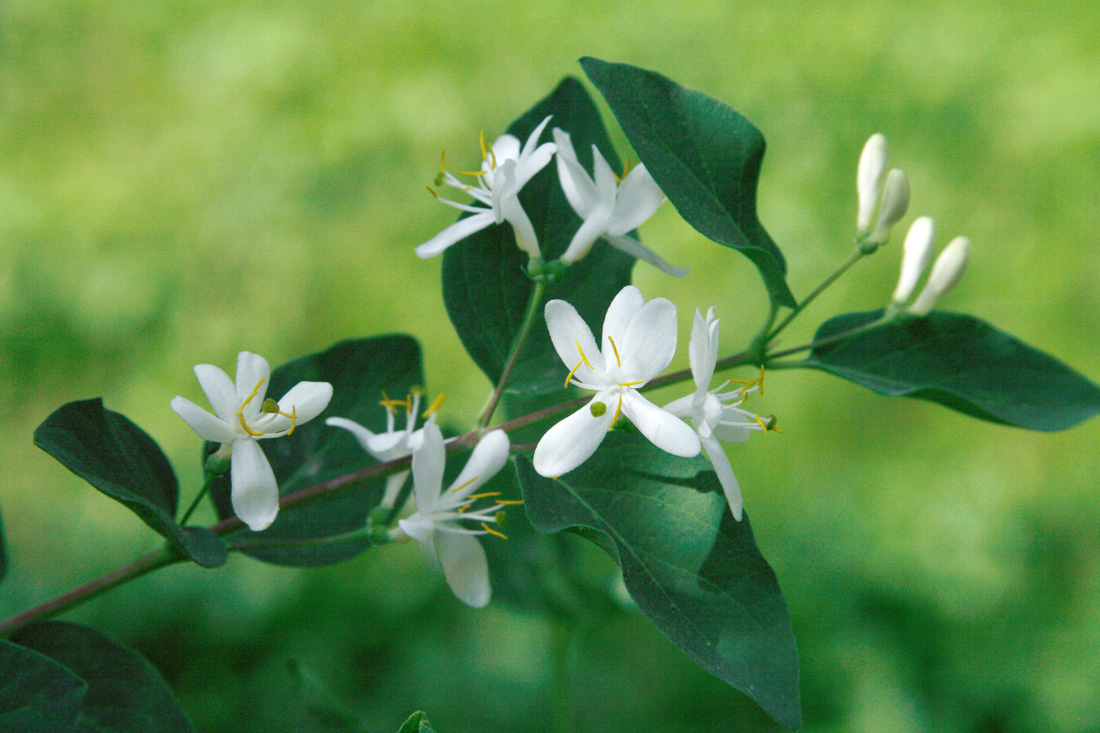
[870,168,910,244]
[892,216,935,303]
[908,236,970,316]
[857,133,889,232]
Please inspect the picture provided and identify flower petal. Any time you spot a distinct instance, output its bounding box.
[545,299,604,380]
[411,421,446,513]
[270,381,333,429]
[235,352,271,407]
[415,211,495,258]
[194,364,237,421]
[498,169,541,257]
[662,392,696,419]
[398,514,435,547]
[436,531,491,608]
[600,285,644,360]
[609,164,665,235]
[591,146,618,203]
[230,439,280,531]
[620,392,700,457]
[688,307,718,395]
[447,429,510,500]
[552,128,598,218]
[171,396,237,443]
[605,235,689,277]
[701,435,742,520]
[325,417,379,453]
[617,295,678,381]
[559,207,611,264]
[533,398,614,477]
[488,133,520,166]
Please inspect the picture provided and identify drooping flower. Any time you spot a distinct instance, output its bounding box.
[171,352,333,531]
[325,389,445,508]
[533,285,701,478]
[395,421,515,608]
[416,116,557,259]
[552,128,687,276]
[663,308,771,520]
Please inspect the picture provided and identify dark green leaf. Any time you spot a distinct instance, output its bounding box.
[441,76,634,396]
[0,637,86,730]
[33,400,226,568]
[211,336,424,566]
[0,506,7,583]
[580,57,796,308]
[397,711,436,733]
[805,310,1100,431]
[10,621,193,732]
[515,433,801,729]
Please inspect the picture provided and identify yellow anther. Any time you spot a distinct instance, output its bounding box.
[481,522,507,540]
[450,475,480,493]
[456,169,487,177]
[576,341,593,369]
[427,185,440,198]
[753,413,768,432]
[238,413,264,437]
[479,131,488,162]
[610,395,624,429]
[623,159,633,176]
[440,150,446,173]
[618,380,644,387]
[467,492,501,500]
[285,405,297,435]
[608,336,622,367]
[379,391,412,413]
[423,393,447,417]
[497,499,524,506]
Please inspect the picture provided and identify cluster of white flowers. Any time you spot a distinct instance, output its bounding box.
[416,117,687,276]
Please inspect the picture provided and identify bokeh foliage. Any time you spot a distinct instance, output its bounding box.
[2,0,1099,731]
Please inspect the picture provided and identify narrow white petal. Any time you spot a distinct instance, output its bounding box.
[662,392,696,419]
[552,128,598,217]
[325,417,379,453]
[519,116,553,163]
[194,364,238,421]
[275,381,333,425]
[171,396,237,443]
[591,146,618,203]
[436,532,491,608]
[235,352,271,404]
[489,134,520,165]
[230,439,280,531]
[620,392,701,457]
[617,296,678,380]
[559,207,611,264]
[713,422,753,444]
[499,184,541,257]
[545,299,604,378]
[515,141,556,189]
[533,399,614,477]
[601,285,644,360]
[688,309,716,394]
[701,435,742,521]
[609,164,665,235]
[398,514,435,547]
[605,235,689,277]
[415,211,495,258]
[411,421,446,513]
[448,430,510,499]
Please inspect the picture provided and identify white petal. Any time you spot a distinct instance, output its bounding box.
[519,116,553,163]
[713,422,753,444]
[436,532,491,608]
[532,399,614,477]
[171,396,237,443]
[701,435,742,521]
[194,364,237,421]
[415,211,495,258]
[411,421,446,513]
[272,381,333,427]
[609,164,665,235]
[447,430,510,500]
[488,134,520,166]
[498,177,541,257]
[857,133,889,231]
[893,216,935,303]
[235,352,271,405]
[398,514,435,547]
[605,235,689,277]
[620,392,701,457]
[688,308,717,394]
[516,140,556,189]
[230,439,280,531]
[600,285,644,360]
[559,207,611,264]
[325,417,379,452]
[662,392,696,419]
[617,296,678,381]
[544,299,604,379]
[552,128,597,217]
[591,146,618,204]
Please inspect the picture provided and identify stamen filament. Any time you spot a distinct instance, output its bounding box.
[238,413,264,437]
[481,523,507,540]
[565,359,584,388]
[610,395,623,428]
[450,475,480,493]
[237,378,266,417]
[576,341,593,369]
[608,336,622,367]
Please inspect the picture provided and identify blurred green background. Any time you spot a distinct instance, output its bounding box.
[3,0,1099,730]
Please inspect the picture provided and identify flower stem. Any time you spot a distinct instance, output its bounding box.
[764,313,893,361]
[179,473,215,526]
[766,247,866,344]
[479,280,547,428]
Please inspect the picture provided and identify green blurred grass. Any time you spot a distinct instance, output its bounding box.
[2,0,1099,730]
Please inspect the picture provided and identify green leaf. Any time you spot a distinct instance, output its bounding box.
[211,336,424,566]
[515,433,802,729]
[9,621,193,732]
[0,637,86,730]
[33,400,227,568]
[441,76,634,395]
[397,711,436,733]
[580,57,796,308]
[0,506,7,583]
[805,310,1100,431]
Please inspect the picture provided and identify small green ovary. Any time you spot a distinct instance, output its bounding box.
[590,401,608,418]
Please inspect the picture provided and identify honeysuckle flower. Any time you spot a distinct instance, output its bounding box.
[908,235,971,316]
[416,116,557,259]
[171,352,333,531]
[533,285,701,478]
[326,389,445,509]
[857,133,889,232]
[892,217,936,303]
[395,421,515,608]
[553,128,687,277]
[663,308,770,520]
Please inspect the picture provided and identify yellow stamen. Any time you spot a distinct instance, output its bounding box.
[427,185,439,198]
[450,475,479,493]
[610,395,624,428]
[423,393,447,417]
[618,380,644,387]
[467,492,501,500]
[608,336,622,367]
[456,169,487,177]
[284,405,297,435]
[497,499,524,506]
[576,341,593,369]
[565,359,584,388]
[732,365,767,397]
[753,413,768,432]
[479,131,488,163]
[440,150,446,173]
[237,378,266,417]
[238,413,264,437]
[481,523,507,540]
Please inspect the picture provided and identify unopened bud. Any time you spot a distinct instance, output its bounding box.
[908,236,970,316]
[857,133,889,232]
[870,168,910,244]
[892,216,935,303]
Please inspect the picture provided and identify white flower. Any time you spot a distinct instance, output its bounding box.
[908,236,971,316]
[326,390,445,509]
[171,352,333,531]
[396,422,514,608]
[416,116,557,259]
[533,285,701,478]
[892,217,936,303]
[663,308,769,521]
[553,128,687,276]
